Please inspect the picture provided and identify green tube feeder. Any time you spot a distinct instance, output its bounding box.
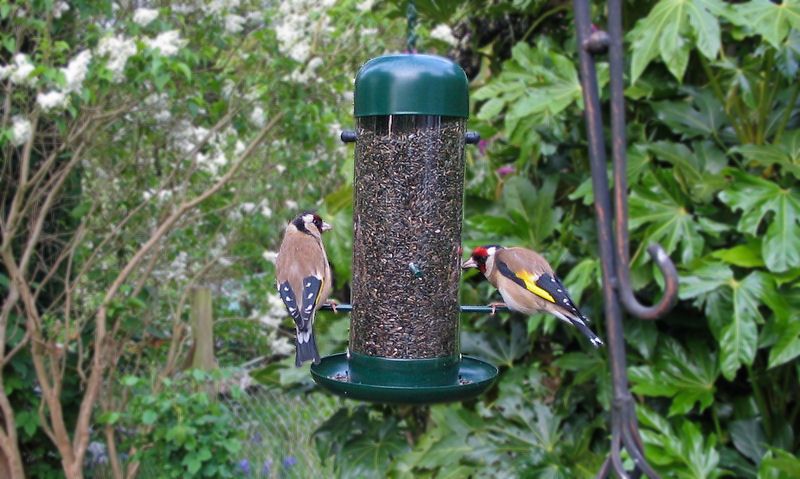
[310,54,497,404]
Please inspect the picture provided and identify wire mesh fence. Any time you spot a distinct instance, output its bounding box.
[88,385,340,478]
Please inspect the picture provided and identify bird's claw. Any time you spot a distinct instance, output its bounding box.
[489,302,507,316]
[325,300,338,313]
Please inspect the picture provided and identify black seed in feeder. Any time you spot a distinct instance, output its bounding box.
[310,54,498,404]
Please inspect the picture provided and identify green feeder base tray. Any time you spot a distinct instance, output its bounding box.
[310,353,498,404]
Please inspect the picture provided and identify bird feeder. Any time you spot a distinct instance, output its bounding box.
[311,54,497,404]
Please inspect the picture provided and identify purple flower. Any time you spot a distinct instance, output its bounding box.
[262,460,272,476]
[496,164,516,177]
[282,456,297,469]
[238,459,251,475]
[477,139,489,156]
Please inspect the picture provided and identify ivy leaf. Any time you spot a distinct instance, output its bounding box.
[628,0,726,83]
[338,418,408,479]
[629,339,718,416]
[719,169,800,272]
[726,0,800,49]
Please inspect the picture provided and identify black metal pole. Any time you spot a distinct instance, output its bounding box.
[572,1,678,477]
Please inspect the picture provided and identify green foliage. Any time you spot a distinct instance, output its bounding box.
[121,370,245,478]
[309,0,800,477]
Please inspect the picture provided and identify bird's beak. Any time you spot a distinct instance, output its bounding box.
[321,221,333,232]
[461,257,477,269]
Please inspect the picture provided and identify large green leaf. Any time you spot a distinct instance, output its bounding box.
[630,171,714,264]
[718,272,767,380]
[638,407,722,478]
[730,419,767,465]
[718,169,800,272]
[338,418,408,479]
[758,449,800,478]
[768,315,800,368]
[732,130,800,179]
[628,0,726,82]
[629,338,719,416]
[725,0,800,48]
[650,89,727,139]
[647,141,727,202]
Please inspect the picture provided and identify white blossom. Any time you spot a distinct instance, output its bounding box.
[357,0,375,12]
[260,203,273,218]
[284,199,298,210]
[270,336,294,356]
[307,57,323,73]
[97,35,137,82]
[10,54,35,85]
[275,164,286,174]
[249,106,265,128]
[62,50,92,93]
[11,116,32,146]
[0,65,12,80]
[133,8,159,26]
[209,0,240,15]
[430,24,457,46]
[224,14,246,34]
[262,250,278,263]
[53,1,70,19]
[151,109,170,123]
[145,30,185,57]
[37,91,68,111]
[240,202,256,214]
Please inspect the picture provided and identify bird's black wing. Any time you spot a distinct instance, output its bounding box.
[534,273,588,322]
[299,276,323,330]
[278,281,302,328]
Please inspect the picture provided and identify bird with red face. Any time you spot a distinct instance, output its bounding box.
[462,245,603,348]
[276,212,333,366]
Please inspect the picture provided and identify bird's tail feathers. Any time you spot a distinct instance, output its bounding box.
[295,328,321,367]
[569,318,604,348]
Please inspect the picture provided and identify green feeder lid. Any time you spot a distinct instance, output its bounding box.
[354,54,469,118]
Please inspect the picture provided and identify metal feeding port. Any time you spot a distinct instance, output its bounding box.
[310,54,498,404]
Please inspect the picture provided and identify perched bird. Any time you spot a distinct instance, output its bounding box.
[462,245,604,348]
[276,212,333,366]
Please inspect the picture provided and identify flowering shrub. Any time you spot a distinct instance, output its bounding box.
[0,1,400,477]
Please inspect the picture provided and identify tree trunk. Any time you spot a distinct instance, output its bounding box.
[190,287,216,371]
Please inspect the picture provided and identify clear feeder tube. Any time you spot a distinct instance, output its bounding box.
[350,115,466,359]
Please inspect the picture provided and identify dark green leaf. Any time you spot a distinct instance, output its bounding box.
[768,317,800,368]
[730,419,766,465]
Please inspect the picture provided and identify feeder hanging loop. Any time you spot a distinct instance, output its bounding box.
[406,0,418,53]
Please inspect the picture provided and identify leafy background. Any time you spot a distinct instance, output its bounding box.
[1,0,799,477]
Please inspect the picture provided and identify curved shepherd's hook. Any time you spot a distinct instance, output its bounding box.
[572,0,680,478]
[605,0,679,320]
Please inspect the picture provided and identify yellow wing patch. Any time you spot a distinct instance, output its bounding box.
[516,270,556,303]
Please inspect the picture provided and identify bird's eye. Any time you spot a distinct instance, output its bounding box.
[313,215,323,229]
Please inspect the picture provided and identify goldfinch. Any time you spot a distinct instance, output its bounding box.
[462,245,604,348]
[276,212,333,366]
